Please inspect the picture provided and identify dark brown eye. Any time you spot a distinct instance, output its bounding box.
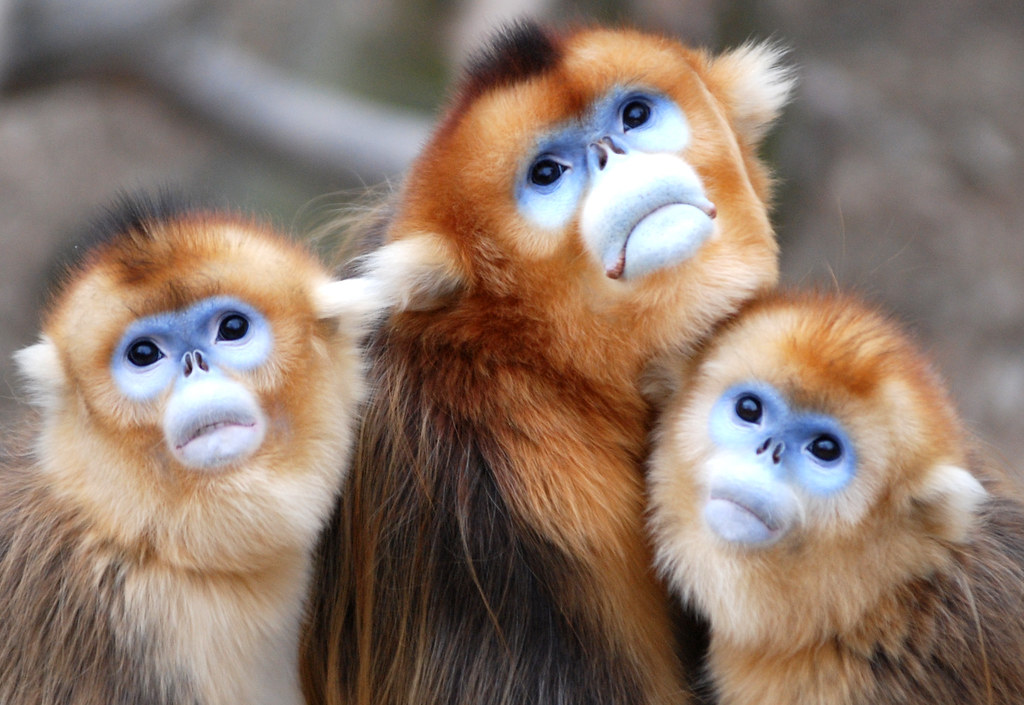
[217,313,249,341]
[622,100,652,130]
[529,158,566,187]
[126,339,163,367]
[808,434,842,463]
[734,395,763,424]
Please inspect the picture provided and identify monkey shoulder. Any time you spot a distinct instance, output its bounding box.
[857,493,1024,704]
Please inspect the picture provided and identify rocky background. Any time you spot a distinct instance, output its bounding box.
[1,0,1021,462]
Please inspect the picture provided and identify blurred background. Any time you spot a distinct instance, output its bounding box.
[1,0,1022,461]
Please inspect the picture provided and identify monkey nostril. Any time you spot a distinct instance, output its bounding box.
[182,351,209,377]
[601,136,626,155]
[756,438,772,455]
[589,142,609,170]
[771,441,786,465]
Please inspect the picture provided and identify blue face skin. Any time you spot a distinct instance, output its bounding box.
[702,382,858,546]
[111,296,273,470]
[515,88,716,280]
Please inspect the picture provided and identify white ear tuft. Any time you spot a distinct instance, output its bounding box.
[917,464,988,544]
[314,277,390,332]
[358,234,464,312]
[710,41,797,146]
[14,337,66,408]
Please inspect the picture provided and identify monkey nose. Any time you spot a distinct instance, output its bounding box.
[182,350,210,377]
[755,438,786,464]
[588,137,626,171]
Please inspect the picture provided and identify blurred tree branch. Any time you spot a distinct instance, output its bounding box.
[1,0,432,183]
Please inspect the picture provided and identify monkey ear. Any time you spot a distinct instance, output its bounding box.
[14,337,66,408]
[914,464,988,544]
[314,276,390,330]
[640,352,688,408]
[358,233,466,312]
[707,42,796,147]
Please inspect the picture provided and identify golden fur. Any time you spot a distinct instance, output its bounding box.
[1,195,373,704]
[648,290,1024,704]
[301,22,792,705]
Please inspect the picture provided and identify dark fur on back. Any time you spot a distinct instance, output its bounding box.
[0,465,200,705]
[863,490,1024,703]
[300,319,659,705]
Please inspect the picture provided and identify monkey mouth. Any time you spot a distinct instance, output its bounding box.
[169,413,266,469]
[179,418,256,446]
[605,200,717,280]
[705,491,782,546]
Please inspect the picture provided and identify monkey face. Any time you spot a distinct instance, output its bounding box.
[515,85,717,280]
[699,380,858,546]
[41,213,351,480]
[387,26,789,346]
[111,295,273,469]
[15,200,379,569]
[648,291,987,645]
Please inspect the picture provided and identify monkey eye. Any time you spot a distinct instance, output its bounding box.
[126,338,164,367]
[529,158,567,187]
[807,434,843,463]
[621,99,652,131]
[217,313,250,342]
[734,394,763,424]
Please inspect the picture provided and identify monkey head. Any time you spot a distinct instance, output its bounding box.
[647,291,989,646]
[15,196,378,570]
[365,23,794,364]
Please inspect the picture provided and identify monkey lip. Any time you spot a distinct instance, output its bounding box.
[170,413,265,469]
[605,201,717,280]
[705,492,782,546]
[178,418,256,446]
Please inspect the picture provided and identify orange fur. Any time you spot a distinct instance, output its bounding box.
[649,290,1024,704]
[302,22,792,705]
[1,196,371,704]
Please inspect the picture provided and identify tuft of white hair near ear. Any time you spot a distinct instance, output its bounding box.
[710,41,798,145]
[13,337,65,411]
[313,276,394,334]
[919,464,989,544]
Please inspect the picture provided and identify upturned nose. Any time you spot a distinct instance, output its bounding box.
[756,438,786,465]
[588,136,627,171]
[182,350,210,377]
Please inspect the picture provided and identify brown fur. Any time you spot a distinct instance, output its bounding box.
[648,289,1024,705]
[301,22,792,705]
[1,195,370,705]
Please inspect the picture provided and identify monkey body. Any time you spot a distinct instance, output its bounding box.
[0,470,309,704]
[706,500,1024,705]
[302,22,793,705]
[1,196,374,705]
[336,298,673,704]
[648,290,1024,705]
